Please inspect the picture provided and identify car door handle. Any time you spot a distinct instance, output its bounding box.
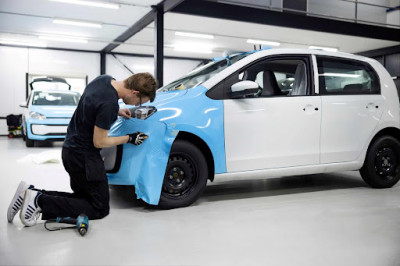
[366,103,377,109]
[303,106,319,112]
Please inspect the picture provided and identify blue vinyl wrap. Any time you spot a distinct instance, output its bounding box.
[106,85,226,205]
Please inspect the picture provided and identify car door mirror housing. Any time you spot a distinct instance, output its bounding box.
[19,102,28,108]
[230,80,259,98]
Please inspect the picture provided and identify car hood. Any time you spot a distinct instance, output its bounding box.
[29,105,76,118]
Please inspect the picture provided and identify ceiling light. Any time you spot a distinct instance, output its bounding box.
[39,36,88,43]
[0,39,47,48]
[309,46,338,52]
[247,39,280,46]
[53,19,102,28]
[49,0,119,9]
[175,32,214,39]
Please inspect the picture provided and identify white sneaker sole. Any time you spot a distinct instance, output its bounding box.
[7,181,29,223]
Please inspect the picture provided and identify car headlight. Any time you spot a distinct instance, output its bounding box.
[129,106,157,120]
[29,111,46,120]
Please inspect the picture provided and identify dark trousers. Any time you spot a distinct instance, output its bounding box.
[38,147,110,220]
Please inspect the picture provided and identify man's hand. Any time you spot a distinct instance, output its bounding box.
[118,108,131,119]
[127,132,148,146]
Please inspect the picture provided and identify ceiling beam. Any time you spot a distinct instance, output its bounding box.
[101,0,186,53]
[172,0,400,42]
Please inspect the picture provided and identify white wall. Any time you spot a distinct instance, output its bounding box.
[106,54,203,86]
[0,46,100,134]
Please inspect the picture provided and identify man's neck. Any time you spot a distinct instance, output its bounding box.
[111,80,124,99]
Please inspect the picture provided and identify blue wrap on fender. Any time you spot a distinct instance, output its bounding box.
[107,118,178,204]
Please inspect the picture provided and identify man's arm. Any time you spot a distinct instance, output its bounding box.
[93,126,129,149]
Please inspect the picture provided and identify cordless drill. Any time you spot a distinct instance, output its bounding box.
[55,214,89,236]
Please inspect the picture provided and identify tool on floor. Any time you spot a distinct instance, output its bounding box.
[44,214,89,236]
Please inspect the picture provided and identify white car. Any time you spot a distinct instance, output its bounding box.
[20,79,80,147]
[103,49,400,208]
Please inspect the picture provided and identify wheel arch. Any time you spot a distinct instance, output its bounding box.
[174,131,215,181]
[363,127,400,165]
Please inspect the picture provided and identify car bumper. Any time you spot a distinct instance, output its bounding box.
[26,118,70,141]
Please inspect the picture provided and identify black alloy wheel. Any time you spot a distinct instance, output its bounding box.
[159,139,208,209]
[360,135,400,188]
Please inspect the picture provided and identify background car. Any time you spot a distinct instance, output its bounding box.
[102,48,400,209]
[20,77,81,147]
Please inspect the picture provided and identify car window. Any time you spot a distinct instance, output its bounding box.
[208,57,310,100]
[31,81,70,91]
[317,56,380,95]
[32,92,80,106]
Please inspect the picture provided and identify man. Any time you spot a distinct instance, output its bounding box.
[7,73,157,226]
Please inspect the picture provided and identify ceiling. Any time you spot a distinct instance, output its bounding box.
[0,0,399,59]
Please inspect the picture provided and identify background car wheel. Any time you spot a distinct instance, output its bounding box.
[360,135,400,188]
[158,139,208,209]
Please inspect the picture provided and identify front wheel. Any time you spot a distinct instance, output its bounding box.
[360,135,400,188]
[158,139,208,209]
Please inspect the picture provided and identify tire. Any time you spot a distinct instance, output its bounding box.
[158,139,208,209]
[25,137,34,147]
[360,135,400,188]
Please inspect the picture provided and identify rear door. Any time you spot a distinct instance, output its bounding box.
[316,56,384,163]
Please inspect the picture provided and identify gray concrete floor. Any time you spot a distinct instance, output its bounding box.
[1,137,400,266]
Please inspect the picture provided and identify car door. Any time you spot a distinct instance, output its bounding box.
[219,55,321,172]
[316,56,384,163]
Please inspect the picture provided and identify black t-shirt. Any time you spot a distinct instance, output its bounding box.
[63,75,119,152]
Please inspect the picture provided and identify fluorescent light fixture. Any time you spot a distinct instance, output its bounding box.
[49,0,119,9]
[175,31,214,39]
[53,19,102,28]
[247,39,280,46]
[309,46,338,52]
[0,39,47,47]
[320,73,360,78]
[39,36,88,43]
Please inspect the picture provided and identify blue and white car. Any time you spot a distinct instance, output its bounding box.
[102,48,400,209]
[20,77,81,147]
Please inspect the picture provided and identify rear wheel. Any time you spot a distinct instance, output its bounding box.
[25,137,34,147]
[158,139,208,209]
[360,135,400,188]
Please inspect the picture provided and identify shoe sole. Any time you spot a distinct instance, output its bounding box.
[20,190,36,227]
[7,181,28,222]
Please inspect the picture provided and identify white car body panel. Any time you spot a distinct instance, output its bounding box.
[224,96,321,172]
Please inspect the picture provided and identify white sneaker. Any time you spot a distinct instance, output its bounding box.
[20,189,42,227]
[7,181,32,223]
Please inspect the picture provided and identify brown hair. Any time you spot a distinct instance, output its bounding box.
[123,72,157,102]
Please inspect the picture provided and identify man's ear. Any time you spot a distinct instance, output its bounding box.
[131,90,139,95]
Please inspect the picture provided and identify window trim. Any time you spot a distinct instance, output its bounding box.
[316,55,381,96]
[206,54,315,100]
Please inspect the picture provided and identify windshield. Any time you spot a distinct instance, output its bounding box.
[32,91,80,106]
[31,81,70,91]
[158,53,250,92]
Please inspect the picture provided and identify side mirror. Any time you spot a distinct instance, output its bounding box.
[230,80,259,98]
[19,102,28,108]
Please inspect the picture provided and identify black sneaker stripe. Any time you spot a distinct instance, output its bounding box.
[28,206,35,212]
[17,199,23,205]
[12,207,18,211]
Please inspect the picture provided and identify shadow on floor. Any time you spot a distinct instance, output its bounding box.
[109,172,367,210]
[200,172,367,203]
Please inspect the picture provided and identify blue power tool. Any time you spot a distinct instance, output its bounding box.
[45,214,89,236]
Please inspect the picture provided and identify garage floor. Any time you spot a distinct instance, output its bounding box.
[1,137,400,266]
